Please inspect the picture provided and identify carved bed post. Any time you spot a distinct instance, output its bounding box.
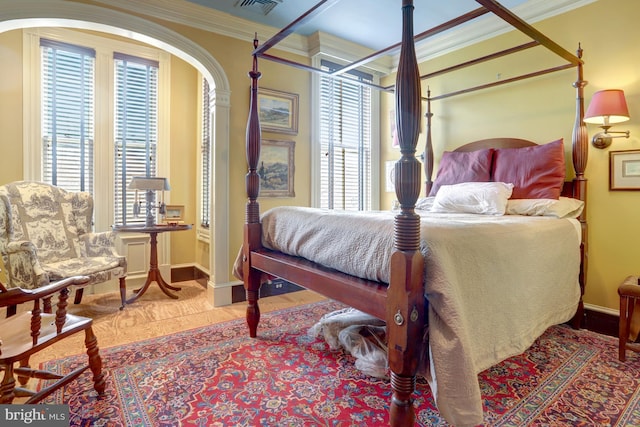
[424,88,434,196]
[244,35,264,338]
[571,44,588,328]
[387,1,425,426]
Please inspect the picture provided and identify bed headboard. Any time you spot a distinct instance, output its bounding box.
[451,137,580,200]
[454,138,536,151]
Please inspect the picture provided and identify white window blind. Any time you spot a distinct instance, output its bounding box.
[114,53,159,225]
[41,39,95,193]
[319,60,373,211]
[201,78,211,228]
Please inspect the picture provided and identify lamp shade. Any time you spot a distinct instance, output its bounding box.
[128,177,170,191]
[584,89,630,124]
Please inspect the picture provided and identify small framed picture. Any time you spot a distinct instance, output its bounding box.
[257,88,299,135]
[163,205,185,224]
[385,160,396,192]
[259,139,295,197]
[610,150,640,190]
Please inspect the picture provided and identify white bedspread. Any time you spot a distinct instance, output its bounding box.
[258,206,581,426]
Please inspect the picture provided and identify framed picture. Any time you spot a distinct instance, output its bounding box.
[610,150,640,190]
[385,160,396,192]
[163,205,185,224]
[259,139,295,197]
[258,88,299,135]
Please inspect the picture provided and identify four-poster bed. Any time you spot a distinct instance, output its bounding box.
[241,1,588,425]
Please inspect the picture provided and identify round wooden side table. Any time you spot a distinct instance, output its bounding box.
[113,223,192,306]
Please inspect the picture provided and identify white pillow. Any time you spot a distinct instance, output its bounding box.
[416,197,435,211]
[506,197,584,218]
[430,182,514,215]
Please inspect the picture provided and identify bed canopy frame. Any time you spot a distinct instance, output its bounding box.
[243,1,587,425]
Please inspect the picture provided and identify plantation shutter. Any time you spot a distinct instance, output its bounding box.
[41,39,95,193]
[201,78,211,228]
[319,59,372,211]
[114,53,159,225]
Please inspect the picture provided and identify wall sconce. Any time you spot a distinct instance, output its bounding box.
[128,177,170,227]
[584,89,631,149]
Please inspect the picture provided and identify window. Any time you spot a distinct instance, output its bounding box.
[319,59,373,211]
[41,39,96,193]
[113,54,159,225]
[26,28,170,231]
[200,78,211,229]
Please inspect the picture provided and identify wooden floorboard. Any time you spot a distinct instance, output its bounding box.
[29,280,326,365]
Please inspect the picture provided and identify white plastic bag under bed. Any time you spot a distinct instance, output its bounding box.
[308,307,389,379]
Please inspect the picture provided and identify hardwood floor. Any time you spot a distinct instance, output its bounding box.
[31,281,326,365]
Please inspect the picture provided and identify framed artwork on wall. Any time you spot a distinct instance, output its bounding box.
[259,139,295,197]
[258,88,299,135]
[162,205,185,225]
[610,150,640,190]
[385,160,396,192]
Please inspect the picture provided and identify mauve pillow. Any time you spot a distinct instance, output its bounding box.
[428,148,494,196]
[492,139,565,199]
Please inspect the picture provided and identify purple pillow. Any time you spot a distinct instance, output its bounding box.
[492,139,565,199]
[428,149,494,196]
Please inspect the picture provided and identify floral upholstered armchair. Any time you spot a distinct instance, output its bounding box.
[0,181,127,308]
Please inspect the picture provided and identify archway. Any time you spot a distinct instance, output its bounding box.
[0,0,232,304]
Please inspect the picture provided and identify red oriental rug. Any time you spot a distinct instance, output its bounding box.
[41,300,640,426]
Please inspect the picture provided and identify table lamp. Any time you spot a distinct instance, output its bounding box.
[128,177,170,227]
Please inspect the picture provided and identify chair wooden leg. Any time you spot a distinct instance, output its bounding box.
[74,287,84,305]
[6,304,16,317]
[17,358,30,386]
[620,295,629,362]
[119,277,127,310]
[619,294,637,362]
[0,364,16,403]
[84,327,106,396]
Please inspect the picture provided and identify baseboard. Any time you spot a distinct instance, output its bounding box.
[171,265,208,288]
[584,307,618,337]
[170,266,303,301]
[231,279,305,303]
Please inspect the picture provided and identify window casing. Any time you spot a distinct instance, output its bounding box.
[318,59,375,211]
[113,53,160,225]
[200,78,211,230]
[24,28,170,231]
[41,39,96,193]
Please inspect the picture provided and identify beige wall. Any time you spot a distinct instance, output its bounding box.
[175,27,311,279]
[381,0,640,311]
[0,30,24,181]
[168,55,198,265]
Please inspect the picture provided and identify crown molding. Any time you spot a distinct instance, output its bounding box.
[307,32,393,76]
[70,0,595,74]
[411,0,597,65]
[88,0,310,57]
[89,0,393,72]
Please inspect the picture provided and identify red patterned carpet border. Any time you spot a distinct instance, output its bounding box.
[40,300,640,426]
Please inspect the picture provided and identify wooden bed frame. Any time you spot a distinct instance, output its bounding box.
[242,1,588,425]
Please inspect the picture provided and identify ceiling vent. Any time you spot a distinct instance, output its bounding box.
[235,0,283,16]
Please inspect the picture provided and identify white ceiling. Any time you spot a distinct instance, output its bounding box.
[185,0,570,51]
